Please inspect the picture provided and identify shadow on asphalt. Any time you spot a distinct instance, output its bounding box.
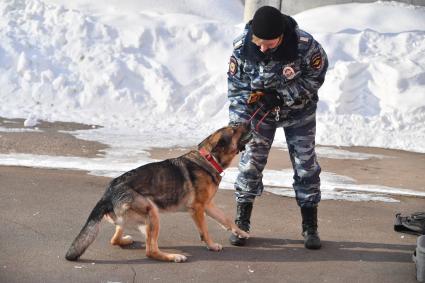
[76,237,415,264]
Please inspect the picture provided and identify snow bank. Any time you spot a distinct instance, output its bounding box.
[0,0,236,134]
[0,0,424,152]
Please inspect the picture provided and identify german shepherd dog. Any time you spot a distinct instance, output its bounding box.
[65,123,251,262]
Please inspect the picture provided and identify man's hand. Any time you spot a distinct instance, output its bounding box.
[247,91,265,104]
[247,89,285,111]
[261,90,284,111]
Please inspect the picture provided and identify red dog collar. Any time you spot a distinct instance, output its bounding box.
[199,148,225,176]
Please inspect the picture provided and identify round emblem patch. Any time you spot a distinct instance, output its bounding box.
[283,66,296,79]
[228,56,237,76]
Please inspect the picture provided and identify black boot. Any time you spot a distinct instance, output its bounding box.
[229,202,253,246]
[301,206,321,249]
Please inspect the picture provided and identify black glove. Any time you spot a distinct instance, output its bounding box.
[261,90,284,111]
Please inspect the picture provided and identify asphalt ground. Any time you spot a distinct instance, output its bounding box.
[0,118,424,282]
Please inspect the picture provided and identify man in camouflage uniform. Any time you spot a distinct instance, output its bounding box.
[227,6,328,249]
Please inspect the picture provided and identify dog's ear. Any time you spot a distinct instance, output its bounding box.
[198,126,232,152]
[198,133,214,151]
[198,132,223,152]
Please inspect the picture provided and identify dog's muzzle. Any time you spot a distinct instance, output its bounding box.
[229,122,252,152]
[237,130,252,152]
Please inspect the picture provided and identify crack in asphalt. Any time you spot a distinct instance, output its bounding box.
[131,266,137,283]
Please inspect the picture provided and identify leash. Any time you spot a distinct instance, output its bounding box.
[199,147,225,176]
[247,106,263,123]
[255,110,271,131]
[247,105,278,132]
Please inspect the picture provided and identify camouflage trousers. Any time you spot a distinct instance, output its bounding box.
[235,108,321,208]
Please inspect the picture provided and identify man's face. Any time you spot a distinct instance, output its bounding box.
[252,35,283,53]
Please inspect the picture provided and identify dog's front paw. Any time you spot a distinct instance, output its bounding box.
[120,235,134,245]
[172,254,188,263]
[207,243,223,252]
[233,228,250,239]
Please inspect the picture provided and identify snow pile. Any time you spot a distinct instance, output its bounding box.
[0,0,425,152]
[0,0,238,137]
[295,2,425,33]
[305,2,425,151]
[23,114,39,127]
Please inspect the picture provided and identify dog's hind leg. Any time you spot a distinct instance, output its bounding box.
[110,225,134,246]
[103,200,134,246]
[132,197,187,263]
[205,202,249,239]
[190,203,223,252]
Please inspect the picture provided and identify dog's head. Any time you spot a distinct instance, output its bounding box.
[198,123,252,169]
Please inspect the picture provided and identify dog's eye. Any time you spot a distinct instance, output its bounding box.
[217,139,227,148]
[217,136,231,148]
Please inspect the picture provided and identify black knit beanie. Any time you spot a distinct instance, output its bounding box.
[252,6,284,40]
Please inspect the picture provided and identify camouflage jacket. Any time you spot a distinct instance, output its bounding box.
[227,16,328,124]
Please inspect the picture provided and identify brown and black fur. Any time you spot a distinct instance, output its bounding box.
[65,123,251,262]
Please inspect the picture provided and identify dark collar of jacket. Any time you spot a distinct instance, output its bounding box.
[241,14,299,64]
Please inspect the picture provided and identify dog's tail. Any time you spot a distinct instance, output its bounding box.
[65,198,112,261]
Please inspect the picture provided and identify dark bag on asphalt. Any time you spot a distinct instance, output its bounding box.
[394,212,425,235]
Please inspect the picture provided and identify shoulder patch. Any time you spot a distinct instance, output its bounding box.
[228,56,238,76]
[233,38,243,49]
[299,36,309,43]
[232,31,247,50]
[310,52,323,70]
